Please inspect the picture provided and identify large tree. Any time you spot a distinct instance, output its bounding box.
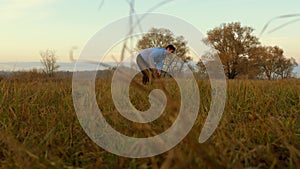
[249,46,297,79]
[137,28,191,74]
[203,22,260,79]
[276,57,298,79]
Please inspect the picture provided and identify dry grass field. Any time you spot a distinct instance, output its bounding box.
[0,72,299,169]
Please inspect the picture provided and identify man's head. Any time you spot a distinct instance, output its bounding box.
[165,44,176,54]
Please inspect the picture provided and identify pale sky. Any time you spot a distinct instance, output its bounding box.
[0,0,299,62]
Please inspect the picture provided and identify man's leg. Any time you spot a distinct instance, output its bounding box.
[143,69,152,84]
[136,54,151,84]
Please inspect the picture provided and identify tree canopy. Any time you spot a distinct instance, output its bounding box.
[200,22,297,79]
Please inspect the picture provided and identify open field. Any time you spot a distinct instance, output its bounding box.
[0,73,299,169]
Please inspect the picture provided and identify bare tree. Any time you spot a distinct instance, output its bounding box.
[40,49,60,77]
[196,52,216,79]
[196,52,226,79]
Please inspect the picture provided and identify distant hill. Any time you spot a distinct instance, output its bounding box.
[1,62,299,78]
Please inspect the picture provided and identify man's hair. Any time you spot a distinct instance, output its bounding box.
[165,44,176,51]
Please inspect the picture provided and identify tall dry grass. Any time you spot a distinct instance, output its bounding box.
[0,73,299,169]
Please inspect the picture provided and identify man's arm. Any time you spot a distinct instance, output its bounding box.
[156,61,164,73]
[150,68,161,78]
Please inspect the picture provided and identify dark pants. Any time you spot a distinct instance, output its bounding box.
[136,54,155,84]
